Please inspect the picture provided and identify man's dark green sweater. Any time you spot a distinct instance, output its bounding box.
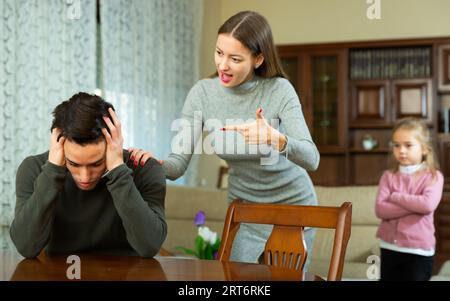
[10,151,167,258]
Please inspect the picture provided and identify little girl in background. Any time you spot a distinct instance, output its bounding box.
[375,117,443,281]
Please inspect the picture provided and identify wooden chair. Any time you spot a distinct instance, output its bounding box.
[217,199,352,281]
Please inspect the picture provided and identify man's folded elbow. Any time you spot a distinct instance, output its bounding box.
[137,247,159,258]
[13,244,40,258]
[20,250,40,259]
[137,232,167,258]
[137,241,165,258]
[10,233,39,258]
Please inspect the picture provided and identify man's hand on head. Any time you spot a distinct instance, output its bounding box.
[48,128,66,166]
[102,108,124,171]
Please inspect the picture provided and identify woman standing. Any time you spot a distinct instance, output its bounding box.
[133,11,319,268]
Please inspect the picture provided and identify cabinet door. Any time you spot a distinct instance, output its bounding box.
[280,56,301,94]
[350,80,391,126]
[434,193,450,273]
[280,55,310,125]
[437,134,450,188]
[307,50,347,150]
[438,44,450,92]
[392,79,433,124]
[281,49,347,150]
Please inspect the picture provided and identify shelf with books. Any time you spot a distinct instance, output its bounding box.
[349,46,431,81]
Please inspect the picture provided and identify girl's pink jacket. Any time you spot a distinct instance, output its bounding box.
[375,169,444,250]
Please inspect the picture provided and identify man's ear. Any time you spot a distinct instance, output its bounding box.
[57,132,64,143]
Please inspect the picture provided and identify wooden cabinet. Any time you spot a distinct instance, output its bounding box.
[349,75,433,184]
[278,37,450,186]
[392,79,433,123]
[280,49,347,151]
[434,193,450,274]
[307,50,347,151]
[438,44,450,92]
[280,48,347,185]
[350,78,433,126]
[437,134,450,188]
[436,135,450,273]
[350,80,390,126]
[280,56,303,99]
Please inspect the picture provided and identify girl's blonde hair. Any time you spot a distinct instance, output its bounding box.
[390,117,439,176]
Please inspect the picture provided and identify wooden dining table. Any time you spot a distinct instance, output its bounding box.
[0,249,323,281]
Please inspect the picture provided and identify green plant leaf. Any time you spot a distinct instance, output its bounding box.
[212,239,221,251]
[175,246,196,256]
[205,244,213,260]
[195,235,205,259]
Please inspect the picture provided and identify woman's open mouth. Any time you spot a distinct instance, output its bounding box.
[220,72,232,84]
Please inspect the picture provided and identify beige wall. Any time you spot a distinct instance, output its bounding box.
[201,0,450,75]
[218,0,450,45]
[200,0,222,78]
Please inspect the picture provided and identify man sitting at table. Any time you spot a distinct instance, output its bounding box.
[10,92,167,258]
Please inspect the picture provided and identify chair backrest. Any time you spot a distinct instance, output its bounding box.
[217,199,352,281]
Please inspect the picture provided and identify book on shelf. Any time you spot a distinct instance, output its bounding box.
[349,46,431,80]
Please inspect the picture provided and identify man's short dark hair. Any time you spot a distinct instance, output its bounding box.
[51,92,115,145]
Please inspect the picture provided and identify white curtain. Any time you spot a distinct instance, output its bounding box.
[100,0,203,186]
[0,0,97,250]
[100,0,203,184]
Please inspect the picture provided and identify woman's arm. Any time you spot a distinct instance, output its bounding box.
[277,81,319,171]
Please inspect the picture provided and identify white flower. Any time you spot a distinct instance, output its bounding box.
[198,226,218,245]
